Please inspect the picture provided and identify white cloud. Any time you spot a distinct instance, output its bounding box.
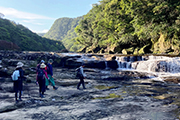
[0,6,54,20]
[22,20,44,25]
[0,6,54,33]
[42,29,49,33]
[32,29,49,33]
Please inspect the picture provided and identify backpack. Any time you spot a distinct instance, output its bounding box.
[11,70,20,81]
[75,67,82,78]
[36,64,40,73]
[37,69,44,80]
[46,64,50,74]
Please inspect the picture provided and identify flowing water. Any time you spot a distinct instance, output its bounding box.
[65,54,180,119]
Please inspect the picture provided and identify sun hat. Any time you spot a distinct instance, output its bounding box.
[48,59,53,63]
[41,60,45,63]
[16,62,24,68]
[40,63,46,68]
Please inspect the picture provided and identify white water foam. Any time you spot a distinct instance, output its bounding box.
[116,55,180,81]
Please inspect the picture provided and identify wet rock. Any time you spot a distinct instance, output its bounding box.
[0,51,180,119]
[106,60,118,69]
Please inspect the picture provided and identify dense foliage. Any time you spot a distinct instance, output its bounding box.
[75,0,180,54]
[44,17,84,52]
[0,18,65,51]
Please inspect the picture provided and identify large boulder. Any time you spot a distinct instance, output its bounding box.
[107,60,118,70]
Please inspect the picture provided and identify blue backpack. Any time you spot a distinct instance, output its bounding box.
[11,70,20,81]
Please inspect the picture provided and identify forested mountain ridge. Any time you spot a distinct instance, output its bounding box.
[0,18,65,51]
[44,16,84,52]
[75,0,180,54]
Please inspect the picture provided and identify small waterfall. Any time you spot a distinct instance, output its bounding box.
[115,55,180,73]
[115,56,143,70]
[116,61,132,70]
[136,56,180,73]
[105,61,110,69]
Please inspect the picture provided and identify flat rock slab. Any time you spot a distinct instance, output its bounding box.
[0,69,179,120]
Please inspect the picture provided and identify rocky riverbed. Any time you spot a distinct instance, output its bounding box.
[0,67,180,120]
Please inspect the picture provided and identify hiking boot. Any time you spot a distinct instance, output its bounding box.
[39,93,43,97]
[19,98,22,101]
[53,86,58,90]
[15,100,19,103]
[40,94,45,98]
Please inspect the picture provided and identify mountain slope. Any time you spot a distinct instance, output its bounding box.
[44,16,84,52]
[0,18,65,51]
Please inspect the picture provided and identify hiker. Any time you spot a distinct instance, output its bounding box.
[45,59,58,90]
[36,60,46,73]
[37,63,49,98]
[76,64,86,89]
[13,62,25,103]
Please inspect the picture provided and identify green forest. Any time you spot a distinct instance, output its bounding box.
[44,17,83,52]
[74,0,180,54]
[0,18,65,51]
[1,0,180,54]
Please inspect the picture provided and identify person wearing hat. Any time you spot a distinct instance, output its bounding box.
[76,64,86,89]
[36,60,46,81]
[13,62,25,103]
[45,59,58,90]
[37,63,49,98]
[36,60,45,73]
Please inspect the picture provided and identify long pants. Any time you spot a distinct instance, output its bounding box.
[14,80,22,100]
[46,74,55,87]
[15,91,22,101]
[38,79,46,95]
[77,77,85,89]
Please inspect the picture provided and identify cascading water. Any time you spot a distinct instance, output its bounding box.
[115,55,180,73]
[105,61,110,69]
[63,53,180,79]
[116,61,132,70]
[116,56,143,70]
[115,55,180,81]
[136,56,180,73]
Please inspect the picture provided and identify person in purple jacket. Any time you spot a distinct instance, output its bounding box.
[45,59,58,90]
[37,63,49,98]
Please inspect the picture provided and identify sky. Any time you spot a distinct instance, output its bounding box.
[0,0,100,33]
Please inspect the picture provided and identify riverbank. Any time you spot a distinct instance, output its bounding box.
[0,67,179,120]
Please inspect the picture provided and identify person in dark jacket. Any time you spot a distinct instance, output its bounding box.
[76,64,86,89]
[13,62,25,103]
[45,59,58,90]
[36,60,46,80]
[37,63,49,98]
